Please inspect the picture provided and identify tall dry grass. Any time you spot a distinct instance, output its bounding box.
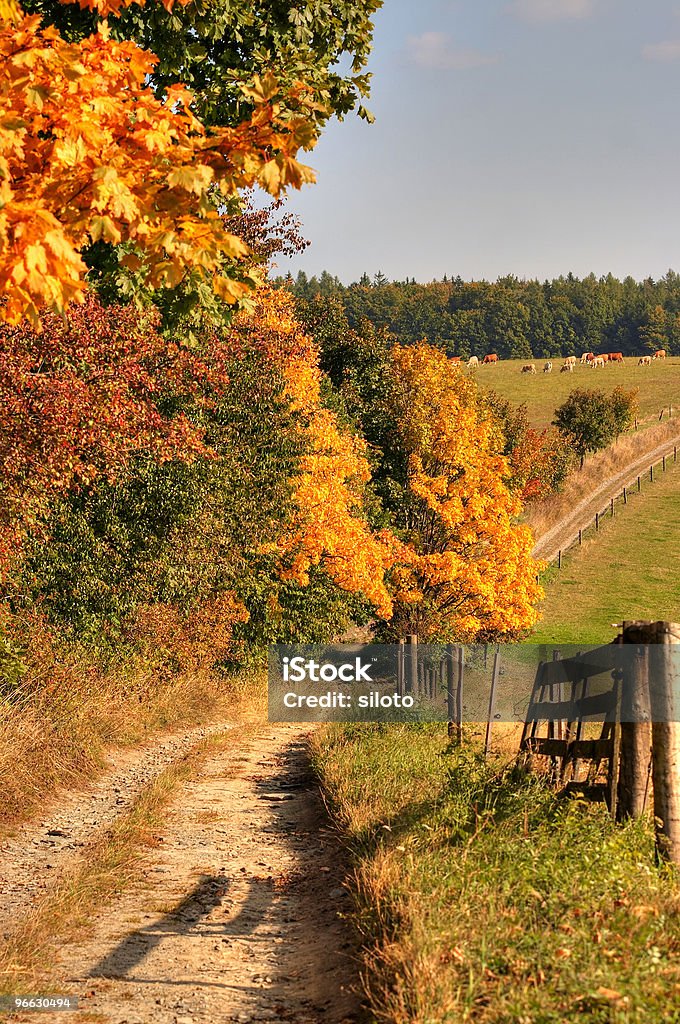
[526,418,680,540]
[0,613,258,830]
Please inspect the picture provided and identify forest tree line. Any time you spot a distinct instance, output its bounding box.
[274,270,680,359]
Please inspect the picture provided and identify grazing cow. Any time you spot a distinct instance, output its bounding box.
[560,362,573,373]
[638,355,652,366]
[543,361,553,373]
[483,353,498,364]
[521,363,536,374]
[609,352,624,363]
[654,349,667,360]
[468,355,479,368]
[592,356,605,368]
[564,355,577,365]
[580,352,594,364]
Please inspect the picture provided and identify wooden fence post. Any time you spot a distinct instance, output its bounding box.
[456,645,464,743]
[446,645,455,740]
[558,549,562,569]
[648,622,680,863]
[623,487,627,505]
[610,497,614,516]
[638,475,641,492]
[484,648,501,757]
[397,639,405,696]
[578,528,582,545]
[617,622,652,821]
[447,645,464,745]
[650,465,654,483]
[595,512,600,531]
[407,634,418,696]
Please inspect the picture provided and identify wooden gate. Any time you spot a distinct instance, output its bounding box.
[519,643,623,814]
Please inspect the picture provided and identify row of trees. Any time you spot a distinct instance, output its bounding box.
[0,0,560,683]
[1,285,551,668]
[275,270,680,360]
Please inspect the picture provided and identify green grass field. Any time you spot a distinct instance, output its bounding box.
[313,723,680,1024]
[532,455,680,644]
[474,356,680,427]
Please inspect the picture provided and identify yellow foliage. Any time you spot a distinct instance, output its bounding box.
[234,289,395,619]
[0,10,318,325]
[387,344,543,641]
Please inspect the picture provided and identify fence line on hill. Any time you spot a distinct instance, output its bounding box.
[544,440,679,575]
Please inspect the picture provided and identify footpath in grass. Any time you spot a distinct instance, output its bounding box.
[312,723,680,1024]
[475,357,680,428]
[533,453,680,645]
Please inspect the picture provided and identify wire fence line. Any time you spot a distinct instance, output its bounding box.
[541,439,679,576]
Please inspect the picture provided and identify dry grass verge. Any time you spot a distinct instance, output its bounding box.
[526,418,680,540]
[0,623,263,832]
[313,724,680,1024]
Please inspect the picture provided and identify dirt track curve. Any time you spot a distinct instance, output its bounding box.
[4,725,361,1024]
[532,431,680,561]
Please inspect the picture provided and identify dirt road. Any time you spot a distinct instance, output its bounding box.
[532,431,680,561]
[0,723,233,938]
[5,726,361,1024]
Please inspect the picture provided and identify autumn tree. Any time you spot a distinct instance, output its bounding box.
[16,290,394,657]
[0,295,209,578]
[0,0,383,327]
[485,394,573,502]
[22,0,382,129]
[376,344,542,642]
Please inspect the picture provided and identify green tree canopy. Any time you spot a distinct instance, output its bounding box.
[22,0,383,129]
[553,387,637,468]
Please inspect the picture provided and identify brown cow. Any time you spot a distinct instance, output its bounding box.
[609,352,624,363]
[599,353,610,362]
[654,349,667,359]
[483,353,498,364]
[450,356,461,364]
[521,363,536,374]
[580,352,594,364]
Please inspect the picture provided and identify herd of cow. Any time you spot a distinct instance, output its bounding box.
[519,349,667,373]
[451,350,668,373]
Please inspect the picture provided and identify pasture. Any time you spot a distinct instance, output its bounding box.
[472,355,680,428]
[532,455,680,644]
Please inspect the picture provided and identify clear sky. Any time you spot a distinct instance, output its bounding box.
[275,0,680,284]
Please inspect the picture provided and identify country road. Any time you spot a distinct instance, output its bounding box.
[2,725,361,1024]
[532,430,680,561]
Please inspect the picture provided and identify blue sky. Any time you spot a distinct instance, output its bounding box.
[275,0,680,284]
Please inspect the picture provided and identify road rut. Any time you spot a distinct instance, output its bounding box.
[27,725,361,1024]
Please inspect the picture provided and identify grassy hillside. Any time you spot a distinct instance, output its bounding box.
[473,356,680,428]
[313,723,680,1024]
[532,455,680,644]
